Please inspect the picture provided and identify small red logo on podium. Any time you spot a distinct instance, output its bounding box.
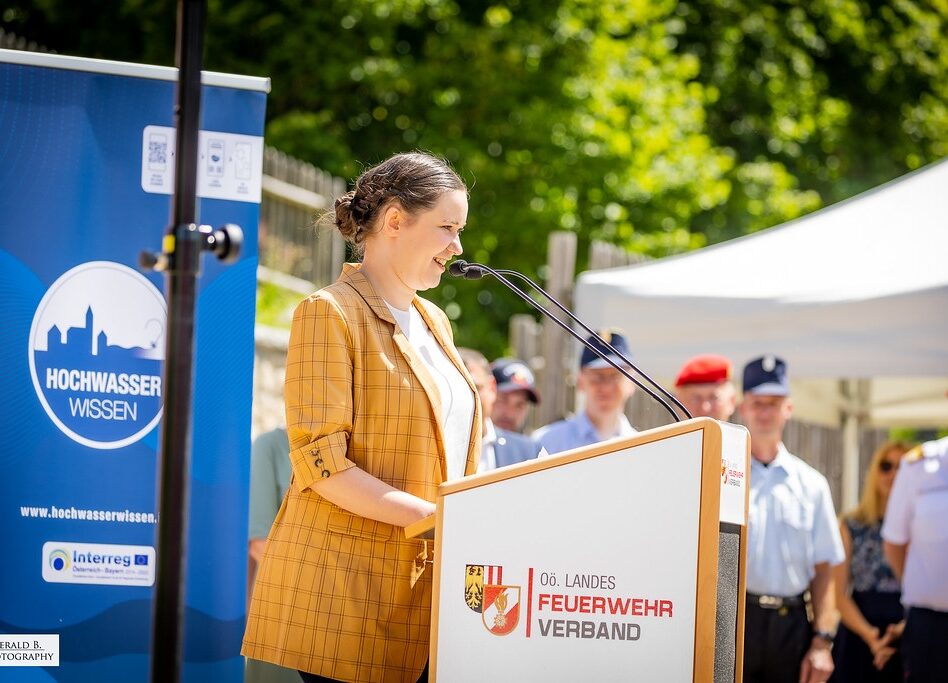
[482,585,521,636]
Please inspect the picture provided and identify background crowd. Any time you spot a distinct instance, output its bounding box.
[249,323,948,682]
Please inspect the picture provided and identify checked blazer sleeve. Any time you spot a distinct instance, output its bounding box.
[285,294,357,491]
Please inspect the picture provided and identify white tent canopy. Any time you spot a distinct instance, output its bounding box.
[575,159,948,507]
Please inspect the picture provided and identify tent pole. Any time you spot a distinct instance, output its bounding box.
[841,405,859,511]
[840,379,870,511]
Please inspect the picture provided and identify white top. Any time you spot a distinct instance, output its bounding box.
[478,419,498,473]
[746,444,845,596]
[881,436,948,611]
[386,302,474,481]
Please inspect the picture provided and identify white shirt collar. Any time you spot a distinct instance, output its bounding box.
[752,442,791,470]
[483,419,498,446]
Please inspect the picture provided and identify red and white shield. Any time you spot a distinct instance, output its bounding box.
[481,585,521,636]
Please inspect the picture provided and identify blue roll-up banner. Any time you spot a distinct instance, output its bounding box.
[0,50,268,681]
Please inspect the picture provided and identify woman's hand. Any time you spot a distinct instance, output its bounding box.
[862,625,884,654]
[883,620,905,641]
[872,645,897,670]
[870,621,904,670]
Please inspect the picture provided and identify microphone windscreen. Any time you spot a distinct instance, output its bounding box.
[447,260,469,277]
[464,266,485,280]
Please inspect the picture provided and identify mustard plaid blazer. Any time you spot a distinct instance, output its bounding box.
[242,263,481,682]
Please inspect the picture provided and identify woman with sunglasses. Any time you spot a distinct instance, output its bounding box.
[830,440,914,682]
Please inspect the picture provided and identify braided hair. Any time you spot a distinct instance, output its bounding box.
[331,152,466,255]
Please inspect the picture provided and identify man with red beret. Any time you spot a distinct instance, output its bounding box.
[673,354,737,422]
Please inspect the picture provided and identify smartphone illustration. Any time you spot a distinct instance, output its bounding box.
[207,139,225,177]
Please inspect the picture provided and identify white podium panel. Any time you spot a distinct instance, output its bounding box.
[433,430,709,682]
[720,422,749,525]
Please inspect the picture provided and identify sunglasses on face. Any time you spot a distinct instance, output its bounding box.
[878,460,899,473]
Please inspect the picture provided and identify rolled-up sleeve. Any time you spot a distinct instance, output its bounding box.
[284,295,357,491]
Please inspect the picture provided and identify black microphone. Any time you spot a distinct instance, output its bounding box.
[448,259,690,422]
[447,260,485,280]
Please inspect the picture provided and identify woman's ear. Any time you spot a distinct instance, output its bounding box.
[379,203,402,237]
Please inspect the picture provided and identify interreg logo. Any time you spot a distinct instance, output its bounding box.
[42,541,156,586]
[48,549,70,572]
[28,262,166,449]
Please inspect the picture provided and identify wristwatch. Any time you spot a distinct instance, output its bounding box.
[813,630,835,646]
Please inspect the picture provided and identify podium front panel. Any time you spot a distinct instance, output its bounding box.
[433,429,713,682]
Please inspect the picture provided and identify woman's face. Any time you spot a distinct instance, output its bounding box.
[392,189,468,292]
[877,447,904,496]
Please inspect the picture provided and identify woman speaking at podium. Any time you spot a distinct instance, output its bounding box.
[242,152,480,683]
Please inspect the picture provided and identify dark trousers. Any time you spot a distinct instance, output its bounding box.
[299,661,429,683]
[743,602,812,683]
[903,606,948,683]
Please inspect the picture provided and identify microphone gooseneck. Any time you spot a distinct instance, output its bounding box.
[495,267,692,421]
[448,260,689,422]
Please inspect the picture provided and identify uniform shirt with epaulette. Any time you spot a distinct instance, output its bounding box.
[881,435,948,612]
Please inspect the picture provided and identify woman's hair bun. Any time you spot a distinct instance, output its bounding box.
[333,190,359,240]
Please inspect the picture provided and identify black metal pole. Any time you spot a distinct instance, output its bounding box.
[151,1,207,682]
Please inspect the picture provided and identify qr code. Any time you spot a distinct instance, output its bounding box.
[148,139,167,165]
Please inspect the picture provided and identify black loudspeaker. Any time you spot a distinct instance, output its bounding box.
[714,522,743,683]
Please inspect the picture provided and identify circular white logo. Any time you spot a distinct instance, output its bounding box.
[29,262,166,449]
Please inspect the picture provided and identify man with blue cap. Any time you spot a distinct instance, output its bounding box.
[532,330,637,455]
[490,358,541,433]
[740,355,845,683]
[459,348,542,472]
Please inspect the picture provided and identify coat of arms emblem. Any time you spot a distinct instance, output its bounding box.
[464,564,520,636]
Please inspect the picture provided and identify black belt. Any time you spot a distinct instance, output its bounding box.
[747,592,806,610]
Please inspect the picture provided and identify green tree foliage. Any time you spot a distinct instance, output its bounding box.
[3,0,945,355]
[674,0,948,241]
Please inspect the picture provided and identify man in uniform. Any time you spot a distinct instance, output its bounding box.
[489,358,541,433]
[460,349,542,471]
[673,353,737,421]
[740,355,844,683]
[882,435,948,682]
[533,330,636,455]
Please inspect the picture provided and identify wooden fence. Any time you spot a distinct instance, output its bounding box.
[252,151,348,437]
[260,147,347,289]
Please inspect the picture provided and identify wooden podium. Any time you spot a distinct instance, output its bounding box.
[406,417,750,682]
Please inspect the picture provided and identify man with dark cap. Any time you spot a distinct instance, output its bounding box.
[532,330,636,455]
[740,355,844,683]
[673,353,737,422]
[459,349,542,471]
[490,358,541,433]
